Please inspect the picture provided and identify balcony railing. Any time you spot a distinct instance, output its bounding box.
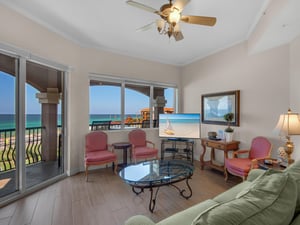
[90,120,158,130]
[0,120,156,172]
[0,128,16,171]
[0,126,61,172]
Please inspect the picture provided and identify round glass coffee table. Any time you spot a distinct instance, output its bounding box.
[119,160,194,212]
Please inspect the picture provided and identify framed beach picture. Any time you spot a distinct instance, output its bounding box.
[201,90,240,126]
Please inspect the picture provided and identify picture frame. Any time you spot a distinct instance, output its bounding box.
[201,90,240,126]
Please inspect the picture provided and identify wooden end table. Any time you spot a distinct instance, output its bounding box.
[200,138,240,176]
[112,142,131,168]
[256,158,286,171]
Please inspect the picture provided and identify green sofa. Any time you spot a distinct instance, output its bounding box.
[125,160,300,225]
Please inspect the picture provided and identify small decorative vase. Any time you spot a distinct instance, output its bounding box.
[277,147,288,166]
[225,132,233,142]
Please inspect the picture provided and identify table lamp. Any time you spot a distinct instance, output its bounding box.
[273,108,300,164]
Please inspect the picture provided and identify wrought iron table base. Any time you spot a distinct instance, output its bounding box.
[132,177,192,213]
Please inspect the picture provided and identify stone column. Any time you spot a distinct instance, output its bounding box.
[154,96,167,127]
[36,88,60,161]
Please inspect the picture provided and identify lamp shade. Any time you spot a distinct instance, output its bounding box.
[274,109,300,136]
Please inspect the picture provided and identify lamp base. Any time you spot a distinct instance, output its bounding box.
[285,138,295,165]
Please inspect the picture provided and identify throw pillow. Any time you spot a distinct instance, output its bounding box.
[192,170,297,225]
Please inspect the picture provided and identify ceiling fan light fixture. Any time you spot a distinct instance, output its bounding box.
[156,19,165,32]
[167,29,173,38]
[174,23,180,33]
[168,8,181,25]
[127,0,216,42]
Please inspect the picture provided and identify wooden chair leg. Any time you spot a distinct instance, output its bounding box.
[114,160,118,174]
[224,168,228,182]
[85,165,89,182]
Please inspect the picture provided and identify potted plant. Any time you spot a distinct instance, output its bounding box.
[224,112,234,142]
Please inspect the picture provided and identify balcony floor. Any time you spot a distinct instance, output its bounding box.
[0,161,63,198]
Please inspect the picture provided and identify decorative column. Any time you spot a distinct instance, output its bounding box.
[36,88,60,161]
[154,96,167,126]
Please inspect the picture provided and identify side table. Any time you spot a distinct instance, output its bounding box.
[200,138,240,174]
[112,142,132,168]
[257,158,286,171]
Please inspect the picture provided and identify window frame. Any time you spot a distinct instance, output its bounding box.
[89,73,178,129]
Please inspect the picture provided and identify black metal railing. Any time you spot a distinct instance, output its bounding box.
[0,128,16,171]
[25,126,43,165]
[89,120,158,130]
[0,126,61,172]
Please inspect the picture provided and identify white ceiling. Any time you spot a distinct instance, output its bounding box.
[1,0,300,66]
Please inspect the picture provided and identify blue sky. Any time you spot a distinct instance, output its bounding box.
[0,71,42,114]
[1,71,174,115]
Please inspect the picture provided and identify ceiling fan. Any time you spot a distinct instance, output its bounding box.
[126,0,216,41]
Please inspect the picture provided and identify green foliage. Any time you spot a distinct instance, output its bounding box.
[224,113,234,133]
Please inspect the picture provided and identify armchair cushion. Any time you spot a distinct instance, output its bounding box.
[192,169,297,225]
[85,150,117,163]
[225,158,253,177]
[85,131,107,151]
[129,129,146,147]
[133,146,158,158]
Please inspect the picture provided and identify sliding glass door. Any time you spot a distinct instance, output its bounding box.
[25,61,65,188]
[0,49,67,201]
[0,53,18,197]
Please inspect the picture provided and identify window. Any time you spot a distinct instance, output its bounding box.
[89,75,177,130]
[90,81,121,130]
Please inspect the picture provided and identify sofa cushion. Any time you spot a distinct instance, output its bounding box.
[213,180,251,203]
[290,214,300,225]
[156,199,218,225]
[246,168,266,182]
[192,169,297,225]
[285,160,300,214]
[125,215,155,225]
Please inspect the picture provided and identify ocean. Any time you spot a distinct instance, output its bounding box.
[0,114,138,130]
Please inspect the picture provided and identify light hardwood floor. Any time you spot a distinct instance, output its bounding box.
[0,163,240,225]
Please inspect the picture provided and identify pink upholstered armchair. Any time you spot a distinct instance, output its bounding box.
[225,136,272,181]
[128,129,159,163]
[85,131,117,181]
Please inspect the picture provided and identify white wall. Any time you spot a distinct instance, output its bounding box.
[290,36,300,160]
[0,5,180,175]
[181,42,290,161]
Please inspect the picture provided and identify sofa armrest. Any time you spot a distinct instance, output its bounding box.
[125,215,155,225]
[246,169,266,182]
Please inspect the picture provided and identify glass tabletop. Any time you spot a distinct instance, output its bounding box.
[119,160,194,187]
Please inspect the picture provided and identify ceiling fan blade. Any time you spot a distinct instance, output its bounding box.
[173,31,184,41]
[181,15,216,26]
[136,22,155,32]
[126,0,159,14]
[172,0,191,12]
